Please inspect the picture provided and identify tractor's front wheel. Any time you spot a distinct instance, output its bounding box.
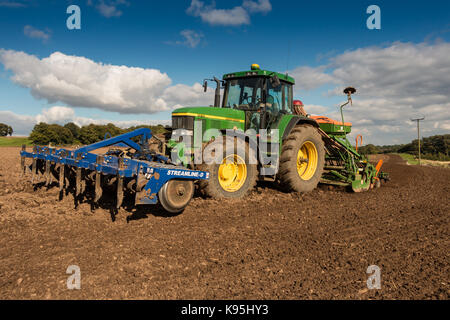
[278,124,325,192]
[198,137,258,198]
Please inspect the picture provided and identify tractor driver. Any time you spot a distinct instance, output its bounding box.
[249,94,278,132]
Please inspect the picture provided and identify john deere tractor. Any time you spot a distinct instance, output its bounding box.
[168,64,388,198]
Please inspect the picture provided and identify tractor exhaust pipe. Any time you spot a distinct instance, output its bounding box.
[203,77,222,108]
[213,77,221,108]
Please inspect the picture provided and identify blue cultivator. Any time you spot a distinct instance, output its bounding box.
[20,128,209,214]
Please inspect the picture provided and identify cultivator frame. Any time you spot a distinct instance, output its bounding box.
[20,128,209,213]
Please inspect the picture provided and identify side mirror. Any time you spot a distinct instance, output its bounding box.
[203,80,208,92]
[270,75,281,88]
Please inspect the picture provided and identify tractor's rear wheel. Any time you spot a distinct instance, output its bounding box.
[278,124,325,192]
[198,136,257,198]
[158,179,195,214]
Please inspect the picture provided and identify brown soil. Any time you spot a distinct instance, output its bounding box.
[0,147,448,299]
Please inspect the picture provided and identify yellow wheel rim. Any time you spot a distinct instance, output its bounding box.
[297,141,318,180]
[218,154,247,192]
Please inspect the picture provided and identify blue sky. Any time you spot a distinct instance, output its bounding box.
[0,0,449,144]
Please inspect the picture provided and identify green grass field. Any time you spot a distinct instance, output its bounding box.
[0,136,32,147]
[395,153,419,165]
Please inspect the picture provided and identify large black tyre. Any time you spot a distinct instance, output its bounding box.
[278,124,325,192]
[197,136,258,199]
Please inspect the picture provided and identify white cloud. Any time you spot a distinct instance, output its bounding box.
[89,0,129,18]
[24,25,51,42]
[242,0,271,14]
[439,122,450,130]
[0,1,26,7]
[186,0,271,26]
[166,30,204,48]
[97,3,121,17]
[0,49,215,114]
[161,83,213,109]
[303,104,327,116]
[290,42,450,144]
[329,42,450,101]
[35,106,75,124]
[290,66,334,91]
[180,30,204,48]
[0,110,35,136]
[0,106,171,136]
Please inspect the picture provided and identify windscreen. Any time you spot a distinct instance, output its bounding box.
[223,77,263,109]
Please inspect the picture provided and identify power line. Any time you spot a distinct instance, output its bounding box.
[411,117,425,165]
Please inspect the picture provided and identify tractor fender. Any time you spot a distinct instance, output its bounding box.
[282,117,319,141]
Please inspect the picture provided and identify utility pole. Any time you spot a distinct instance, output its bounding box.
[411,117,425,165]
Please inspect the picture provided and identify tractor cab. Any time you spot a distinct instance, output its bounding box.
[203,64,295,131]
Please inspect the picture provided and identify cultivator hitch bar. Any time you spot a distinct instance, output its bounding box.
[20,129,209,213]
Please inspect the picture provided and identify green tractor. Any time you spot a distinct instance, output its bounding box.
[167,64,388,198]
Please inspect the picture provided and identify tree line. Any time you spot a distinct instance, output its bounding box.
[358,134,450,161]
[29,122,169,146]
[0,123,13,136]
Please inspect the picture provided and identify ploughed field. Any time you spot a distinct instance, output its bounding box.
[0,147,448,299]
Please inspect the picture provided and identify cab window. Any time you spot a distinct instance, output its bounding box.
[283,83,293,112]
[223,78,263,109]
[266,80,283,113]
